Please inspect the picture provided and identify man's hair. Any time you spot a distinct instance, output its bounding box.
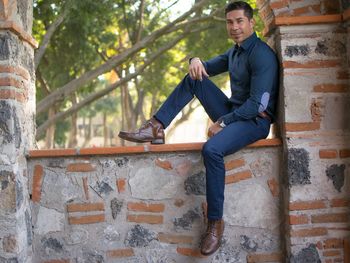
[225,1,254,19]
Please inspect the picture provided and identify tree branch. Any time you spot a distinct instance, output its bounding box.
[36,0,212,115]
[36,26,208,138]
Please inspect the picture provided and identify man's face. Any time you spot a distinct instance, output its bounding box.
[226,9,254,45]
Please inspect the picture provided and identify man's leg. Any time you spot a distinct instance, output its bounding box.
[119,74,231,143]
[200,117,271,255]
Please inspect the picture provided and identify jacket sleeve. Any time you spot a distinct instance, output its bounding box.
[219,45,279,125]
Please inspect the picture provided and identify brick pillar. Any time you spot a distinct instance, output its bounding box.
[259,0,350,261]
[0,0,37,262]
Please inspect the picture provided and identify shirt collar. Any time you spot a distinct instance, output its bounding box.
[234,32,258,51]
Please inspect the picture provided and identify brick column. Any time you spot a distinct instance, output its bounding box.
[0,0,37,262]
[259,0,350,261]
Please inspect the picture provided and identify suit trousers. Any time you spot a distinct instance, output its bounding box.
[154,74,271,220]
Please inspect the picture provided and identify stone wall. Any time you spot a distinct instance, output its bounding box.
[257,0,350,261]
[0,0,36,262]
[27,141,283,262]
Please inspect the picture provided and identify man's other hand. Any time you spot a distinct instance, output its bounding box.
[189,57,209,81]
[207,122,223,138]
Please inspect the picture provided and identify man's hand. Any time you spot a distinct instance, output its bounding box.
[207,122,223,138]
[189,57,209,81]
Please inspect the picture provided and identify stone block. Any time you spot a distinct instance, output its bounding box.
[324,96,350,130]
[288,148,311,186]
[0,170,16,212]
[290,244,320,262]
[124,225,157,248]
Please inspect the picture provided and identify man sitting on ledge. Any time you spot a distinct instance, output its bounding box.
[118,1,279,256]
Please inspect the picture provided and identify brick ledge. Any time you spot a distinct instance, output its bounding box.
[28,138,282,158]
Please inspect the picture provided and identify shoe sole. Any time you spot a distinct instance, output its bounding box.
[118,133,165,144]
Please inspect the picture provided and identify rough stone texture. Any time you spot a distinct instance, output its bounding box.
[110,198,123,219]
[35,206,64,235]
[184,171,206,195]
[288,148,311,186]
[290,244,321,263]
[284,44,310,57]
[0,170,16,212]
[326,164,345,192]
[124,225,157,248]
[324,97,350,131]
[173,208,201,230]
[240,235,258,252]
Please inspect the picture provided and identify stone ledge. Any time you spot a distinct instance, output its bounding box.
[28,138,282,158]
[0,20,38,48]
[275,14,343,26]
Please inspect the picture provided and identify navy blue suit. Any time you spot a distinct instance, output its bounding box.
[155,32,279,219]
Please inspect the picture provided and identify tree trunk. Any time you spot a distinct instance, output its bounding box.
[44,107,56,148]
[68,94,78,148]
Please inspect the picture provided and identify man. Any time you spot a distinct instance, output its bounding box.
[119,1,279,256]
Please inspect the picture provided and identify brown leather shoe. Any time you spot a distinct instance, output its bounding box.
[118,117,165,144]
[200,219,224,256]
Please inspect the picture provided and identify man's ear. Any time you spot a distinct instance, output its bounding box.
[250,18,256,29]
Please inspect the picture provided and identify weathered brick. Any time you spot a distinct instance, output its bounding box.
[319,149,338,159]
[68,214,105,225]
[285,122,320,132]
[246,252,283,262]
[66,203,105,212]
[270,0,288,10]
[107,248,134,258]
[158,233,193,244]
[311,213,348,223]
[344,238,350,263]
[32,164,44,203]
[290,227,328,237]
[339,149,350,158]
[0,65,30,80]
[127,214,163,224]
[323,249,341,257]
[155,158,172,170]
[289,214,309,225]
[0,89,26,102]
[314,84,348,92]
[225,170,252,184]
[337,70,349,79]
[82,177,89,200]
[293,4,321,16]
[127,202,165,213]
[323,238,343,249]
[289,200,326,211]
[176,247,206,258]
[330,198,350,207]
[0,77,25,90]
[66,163,95,172]
[116,178,126,193]
[267,178,279,197]
[283,60,341,69]
[224,158,245,171]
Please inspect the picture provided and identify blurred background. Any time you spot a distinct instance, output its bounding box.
[33,0,262,148]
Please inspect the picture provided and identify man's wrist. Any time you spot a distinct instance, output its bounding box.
[189,57,201,64]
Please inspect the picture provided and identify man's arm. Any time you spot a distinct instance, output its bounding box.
[219,46,279,125]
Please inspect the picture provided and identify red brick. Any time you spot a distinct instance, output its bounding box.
[330,198,350,207]
[225,170,252,184]
[224,158,245,171]
[0,89,26,102]
[270,0,288,10]
[0,65,30,80]
[116,178,126,193]
[0,77,25,90]
[155,158,172,170]
[337,70,349,79]
[107,248,134,258]
[267,178,279,197]
[311,213,348,223]
[176,247,206,258]
[319,149,338,159]
[289,200,326,211]
[283,60,341,69]
[289,214,309,225]
[127,214,163,224]
[285,122,320,132]
[314,84,348,93]
[158,233,193,244]
[323,249,341,257]
[290,227,328,237]
[82,177,89,200]
[339,149,350,158]
[66,163,95,172]
[247,252,283,262]
[68,214,105,225]
[66,203,105,213]
[323,0,340,14]
[323,238,343,249]
[32,164,44,203]
[127,202,165,213]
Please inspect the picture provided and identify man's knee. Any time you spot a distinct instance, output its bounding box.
[202,141,221,159]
